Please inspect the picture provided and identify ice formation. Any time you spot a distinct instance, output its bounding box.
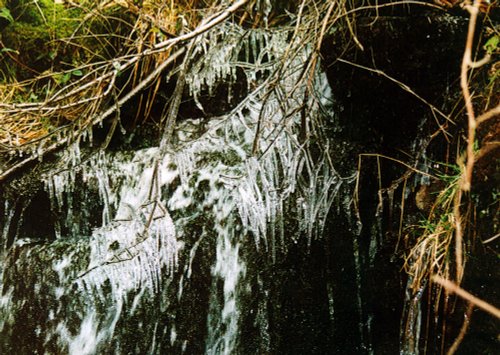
[0,22,343,353]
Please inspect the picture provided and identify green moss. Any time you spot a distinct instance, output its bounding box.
[1,1,84,80]
[6,0,77,26]
[1,1,138,82]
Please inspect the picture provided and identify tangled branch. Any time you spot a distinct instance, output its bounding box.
[0,0,250,181]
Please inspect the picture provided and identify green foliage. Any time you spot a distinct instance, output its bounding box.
[53,69,84,86]
[0,47,18,54]
[0,7,13,23]
[435,163,461,204]
[0,1,84,80]
[484,34,499,56]
[0,1,139,83]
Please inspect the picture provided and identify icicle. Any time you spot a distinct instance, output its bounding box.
[1,201,15,252]
[401,278,425,355]
[1,23,346,354]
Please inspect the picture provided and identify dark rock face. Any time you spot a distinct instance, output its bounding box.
[323,13,466,158]
[321,8,498,354]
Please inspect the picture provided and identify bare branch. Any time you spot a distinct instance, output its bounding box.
[337,58,453,123]
[446,303,474,355]
[433,275,500,319]
[477,103,500,125]
[460,0,481,192]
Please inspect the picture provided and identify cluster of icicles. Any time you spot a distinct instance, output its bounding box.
[1,23,341,354]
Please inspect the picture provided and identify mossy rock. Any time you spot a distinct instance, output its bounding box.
[0,2,12,31]
[0,1,137,81]
[1,0,83,79]
[5,0,81,25]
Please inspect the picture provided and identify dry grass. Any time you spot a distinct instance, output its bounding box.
[0,0,352,174]
[403,162,464,292]
[0,0,214,155]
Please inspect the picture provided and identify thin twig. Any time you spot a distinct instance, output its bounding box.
[481,233,500,244]
[159,43,194,149]
[460,0,481,192]
[476,103,500,125]
[452,0,486,285]
[337,58,453,124]
[433,275,500,319]
[446,303,474,355]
